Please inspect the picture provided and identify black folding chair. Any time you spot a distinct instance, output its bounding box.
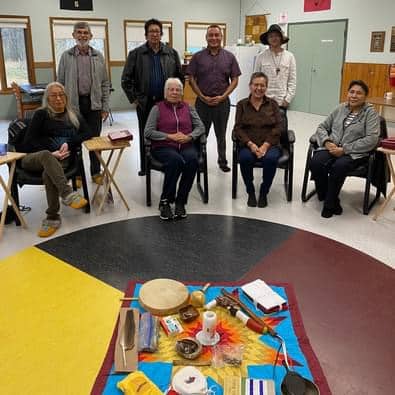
[232,129,295,201]
[145,134,208,207]
[7,119,90,225]
[301,116,388,214]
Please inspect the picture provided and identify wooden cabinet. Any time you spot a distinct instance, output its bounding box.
[340,63,392,101]
[245,15,267,44]
[340,62,395,120]
[183,77,197,106]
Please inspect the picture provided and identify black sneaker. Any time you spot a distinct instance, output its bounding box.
[219,164,231,172]
[174,202,187,219]
[159,200,173,220]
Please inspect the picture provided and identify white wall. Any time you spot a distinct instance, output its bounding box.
[0,0,241,61]
[241,0,395,63]
[3,0,393,67]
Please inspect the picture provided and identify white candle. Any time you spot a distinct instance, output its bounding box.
[202,311,217,340]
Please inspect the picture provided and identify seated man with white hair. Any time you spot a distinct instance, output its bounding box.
[144,78,205,220]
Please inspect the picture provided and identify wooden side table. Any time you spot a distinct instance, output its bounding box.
[83,136,131,215]
[373,147,395,220]
[0,152,28,240]
[368,97,395,118]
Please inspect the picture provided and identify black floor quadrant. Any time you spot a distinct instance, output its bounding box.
[38,214,295,290]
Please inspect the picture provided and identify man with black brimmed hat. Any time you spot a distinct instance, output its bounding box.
[254,24,296,131]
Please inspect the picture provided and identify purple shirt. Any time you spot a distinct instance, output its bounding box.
[75,46,92,96]
[187,48,241,96]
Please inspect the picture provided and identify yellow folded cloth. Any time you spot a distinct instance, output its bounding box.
[117,371,162,395]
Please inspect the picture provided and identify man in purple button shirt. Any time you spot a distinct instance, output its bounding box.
[187,25,241,172]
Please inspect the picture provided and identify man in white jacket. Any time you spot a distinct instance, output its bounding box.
[254,24,296,131]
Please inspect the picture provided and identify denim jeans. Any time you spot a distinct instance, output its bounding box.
[239,146,281,196]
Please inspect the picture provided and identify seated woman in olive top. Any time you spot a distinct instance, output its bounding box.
[233,72,282,208]
[19,82,91,237]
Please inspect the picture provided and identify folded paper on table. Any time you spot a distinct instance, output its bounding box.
[242,279,287,314]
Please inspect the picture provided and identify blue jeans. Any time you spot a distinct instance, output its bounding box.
[239,146,281,196]
[152,146,198,204]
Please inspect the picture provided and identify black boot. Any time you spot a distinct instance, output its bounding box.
[258,193,268,208]
[247,193,257,207]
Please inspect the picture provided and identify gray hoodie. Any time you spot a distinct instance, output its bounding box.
[315,102,379,159]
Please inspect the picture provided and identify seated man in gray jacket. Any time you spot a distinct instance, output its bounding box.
[310,80,379,218]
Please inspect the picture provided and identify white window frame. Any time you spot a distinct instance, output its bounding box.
[124,20,173,57]
[184,22,227,54]
[49,17,110,80]
[0,15,35,92]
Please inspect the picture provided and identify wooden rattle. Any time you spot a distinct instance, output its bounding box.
[190,283,210,307]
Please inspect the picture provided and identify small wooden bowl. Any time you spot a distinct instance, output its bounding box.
[175,337,202,360]
[179,304,199,322]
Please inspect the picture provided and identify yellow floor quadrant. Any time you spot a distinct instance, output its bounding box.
[0,246,123,395]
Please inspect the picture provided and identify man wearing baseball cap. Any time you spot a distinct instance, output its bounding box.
[254,24,296,131]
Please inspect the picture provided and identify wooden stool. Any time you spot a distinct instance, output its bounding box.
[83,136,131,215]
[0,152,28,240]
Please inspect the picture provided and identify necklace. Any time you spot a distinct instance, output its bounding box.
[270,51,283,75]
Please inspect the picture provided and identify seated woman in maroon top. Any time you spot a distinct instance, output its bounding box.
[144,78,205,220]
[233,72,282,207]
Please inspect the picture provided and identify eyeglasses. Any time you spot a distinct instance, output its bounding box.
[48,93,66,98]
[148,29,161,34]
[75,30,90,36]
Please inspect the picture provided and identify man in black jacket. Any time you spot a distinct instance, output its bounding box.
[121,18,183,176]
